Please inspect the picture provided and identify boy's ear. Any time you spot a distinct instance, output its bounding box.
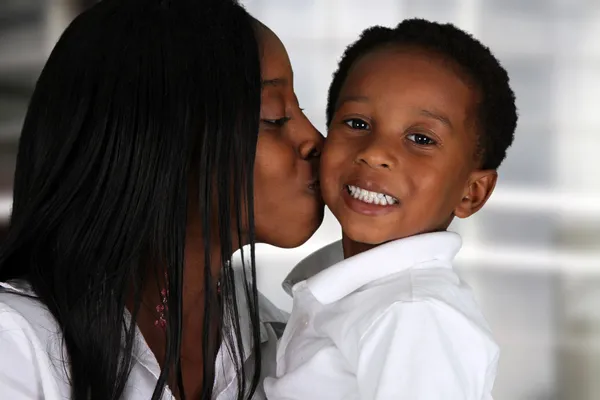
[454,170,497,219]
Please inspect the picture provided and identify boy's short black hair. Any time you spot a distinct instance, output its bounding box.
[326,18,518,170]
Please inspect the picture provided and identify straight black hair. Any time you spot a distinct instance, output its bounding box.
[0,0,262,399]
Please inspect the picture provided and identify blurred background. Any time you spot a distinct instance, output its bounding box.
[1,1,600,399]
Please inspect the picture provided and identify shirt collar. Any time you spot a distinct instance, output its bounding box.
[282,240,344,296]
[0,275,271,381]
[0,280,34,295]
[301,231,462,305]
[231,288,270,356]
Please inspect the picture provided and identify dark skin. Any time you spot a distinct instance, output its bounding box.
[321,46,497,259]
[132,24,324,399]
[253,22,325,248]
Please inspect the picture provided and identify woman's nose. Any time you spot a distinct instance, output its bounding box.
[297,114,324,161]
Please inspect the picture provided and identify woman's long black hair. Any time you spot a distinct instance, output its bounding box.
[0,0,262,399]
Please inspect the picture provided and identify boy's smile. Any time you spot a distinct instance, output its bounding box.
[321,46,497,252]
[342,179,399,217]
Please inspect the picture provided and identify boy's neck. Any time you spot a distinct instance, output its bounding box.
[342,234,378,258]
[341,228,451,259]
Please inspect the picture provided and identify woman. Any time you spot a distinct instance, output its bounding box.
[0,1,323,399]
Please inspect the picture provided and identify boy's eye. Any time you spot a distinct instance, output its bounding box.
[262,117,291,127]
[343,118,370,130]
[407,133,436,146]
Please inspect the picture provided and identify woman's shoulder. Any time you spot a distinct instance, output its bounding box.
[1,279,44,319]
[0,280,57,330]
[0,280,70,398]
[0,280,65,357]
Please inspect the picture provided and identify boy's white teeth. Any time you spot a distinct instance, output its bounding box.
[347,185,398,205]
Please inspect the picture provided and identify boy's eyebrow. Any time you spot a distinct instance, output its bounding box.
[420,109,453,129]
[336,95,369,108]
[336,98,453,129]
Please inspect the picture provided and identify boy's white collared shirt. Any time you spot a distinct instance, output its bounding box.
[264,231,499,400]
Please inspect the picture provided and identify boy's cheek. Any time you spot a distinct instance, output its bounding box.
[319,151,343,183]
[322,141,356,170]
[319,174,339,205]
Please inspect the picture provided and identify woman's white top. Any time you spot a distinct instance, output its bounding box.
[264,231,499,400]
[0,269,287,399]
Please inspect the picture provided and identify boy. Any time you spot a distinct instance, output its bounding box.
[264,19,517,399]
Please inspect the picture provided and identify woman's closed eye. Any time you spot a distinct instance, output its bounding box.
[262,116,291,127]
[406,133,437,146]
[343,118,370,130]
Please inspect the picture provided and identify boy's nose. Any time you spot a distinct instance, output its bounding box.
[354,141,395,170]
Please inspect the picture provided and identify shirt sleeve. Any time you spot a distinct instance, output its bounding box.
[0,305,45,398]
[356,300,499,400]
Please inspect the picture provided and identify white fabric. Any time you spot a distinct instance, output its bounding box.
[265,231,499,400]
[0,267,287,399]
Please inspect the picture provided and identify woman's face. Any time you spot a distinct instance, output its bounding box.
[253,25,325,248]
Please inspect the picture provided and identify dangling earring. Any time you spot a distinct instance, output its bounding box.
[155,272,222,329]
[155,272,169,330]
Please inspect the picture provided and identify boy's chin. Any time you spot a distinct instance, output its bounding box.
[342,223,436,247]
[342,225,397,246]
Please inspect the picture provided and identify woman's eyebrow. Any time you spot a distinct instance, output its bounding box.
[261,78,287,88]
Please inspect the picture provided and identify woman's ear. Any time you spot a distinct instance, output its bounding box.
[454,170,497,219]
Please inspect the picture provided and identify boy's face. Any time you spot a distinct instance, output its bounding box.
[321,46,497,246]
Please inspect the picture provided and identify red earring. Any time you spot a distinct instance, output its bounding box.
[155,273,169,330]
